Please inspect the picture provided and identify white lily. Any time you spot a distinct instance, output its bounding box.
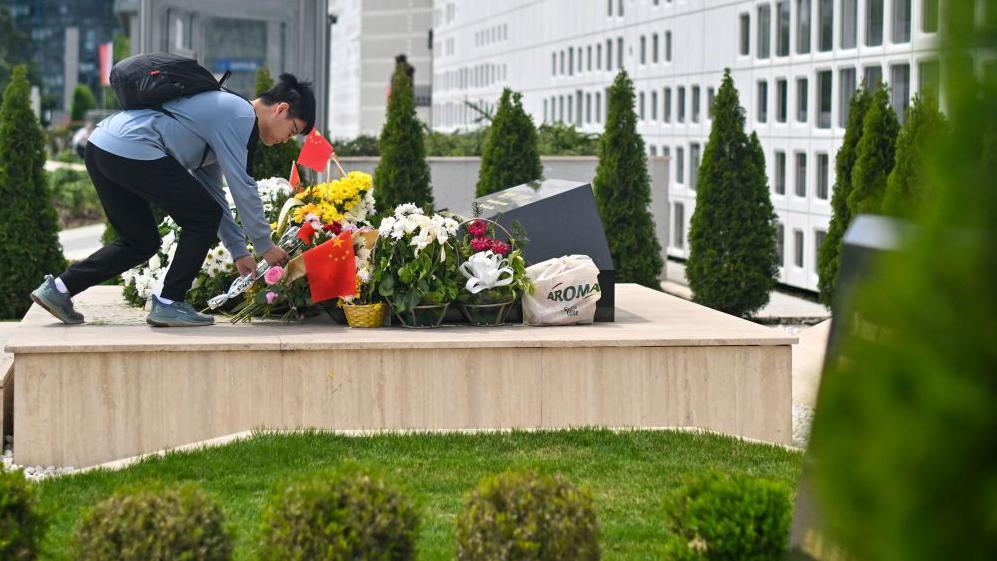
[459,251,514,294]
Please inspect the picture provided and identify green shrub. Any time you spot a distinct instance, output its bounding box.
[0,66,66,319]
[537,123,601,155]
[374,55,433,213]
[425,127,488,156]
[251,67,301,181]
[0,468,47,560]
[335,134,380,156]
[259,469,420,561]
[847,85,900,216]
[687,69,778,317]
[882,94,948,218]
[593,70,664,289]
[665,471,791,561]
[70,84,96,122]
[454,470,600,561]
[476,88,543,197]
[72,484,231,561]
[817,86,873,307]
[47,168,102,228]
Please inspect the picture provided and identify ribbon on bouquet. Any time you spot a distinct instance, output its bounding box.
[206,225,304,310]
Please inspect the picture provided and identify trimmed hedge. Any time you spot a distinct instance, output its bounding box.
[665,471,791,561]
[476,88,542,196]
[259,469,419,561]
[72,484,232,561]
[0,468,47,560]
[455,471,600,561]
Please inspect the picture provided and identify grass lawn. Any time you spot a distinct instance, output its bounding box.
[35,429,802,560]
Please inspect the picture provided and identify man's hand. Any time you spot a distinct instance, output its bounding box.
[234,255,256,277]
[262,246,290,267]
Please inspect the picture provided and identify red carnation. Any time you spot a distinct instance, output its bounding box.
[470,237,492,252]
[489,239,510,256]
[467,219,488,237]
[323,221,343,235]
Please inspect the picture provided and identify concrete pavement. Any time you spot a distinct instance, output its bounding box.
[58,223,105,261]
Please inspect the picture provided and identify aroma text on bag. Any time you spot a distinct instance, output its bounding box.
[522,255,602,326]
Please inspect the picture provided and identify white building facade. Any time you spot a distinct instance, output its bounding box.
[328,0,433,140]
[430,0,941,292]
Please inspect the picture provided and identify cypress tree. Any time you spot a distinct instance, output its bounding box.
[686,69,778,318]
[70,84,96,122]
[593,71,663,289]
[476,88,542,196]
[882,94,947,218]
[251,67,302,181]
[0,66,66,318]
[848,85,900,215]
[818,87,873,306]
[374,55,433,212]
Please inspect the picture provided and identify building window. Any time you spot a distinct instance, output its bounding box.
[818,0,833,51]
[576,90,583,127]
[587,46,592,71]
[919,59,940,100]
[558,95,564,122]
[794,229,805,267]
[560,50,565,74]
[758,4,771,58]
[597,43,603,69]
[678,86,686,122]
[607,0,613,16]
[692,86,701,123]
[841,0,857,48]
[776,79,788,122]
[664,87,672,122]
[864,65,883,87]
[797,0,811,54]
[543,99,548,122]
[674,203,685,249]
[617,37,623,68]
[650,145,657,156]
[815,230,826,269]
[690,143,701,191]
[707,87,716,118]
[595,92,602,122]
[775,151,787,194]
[777,1,790,56]
[817,152,829,199]
[577,47,582,72]
[552,53,556,76]
[651,90,659,120]
[606,39,613,71]
[665,31,672,61]
[639,91,646,120]
[640,35,647,64]
[891,63,911,122]
[676,146,685,183]
[892,0,911,43]
[652,33,660,63]
[740,13,751,55]
[817,70,832,128]
[757,80,768,123]
[618,0,624,17]
[568,48,574,75]
[777,223,785,266]
[923,0,939,33]
[866,0,884,46]
[586,93,593,123]
[795,152,807,196]
[839,68,856,127]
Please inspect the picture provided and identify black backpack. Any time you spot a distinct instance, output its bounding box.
[109,52,231,110]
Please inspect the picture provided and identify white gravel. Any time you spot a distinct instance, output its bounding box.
[2,436,76,481]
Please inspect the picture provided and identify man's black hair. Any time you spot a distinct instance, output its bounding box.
[258,73,316,135]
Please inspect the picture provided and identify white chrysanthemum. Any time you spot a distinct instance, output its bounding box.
[148,254,161,271]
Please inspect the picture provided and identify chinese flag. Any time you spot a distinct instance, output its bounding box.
[289,161,300,190]
[303,231,356,303]
[297,129,334,172]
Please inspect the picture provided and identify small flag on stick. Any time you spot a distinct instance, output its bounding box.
[297,129,334,172]
[98,42,113,86]
[289,160,300,190]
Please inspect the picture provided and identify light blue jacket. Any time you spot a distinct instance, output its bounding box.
[88,91,270,258]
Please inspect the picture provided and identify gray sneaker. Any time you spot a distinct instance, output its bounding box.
[30,275,84,325]
[146,297,215,327]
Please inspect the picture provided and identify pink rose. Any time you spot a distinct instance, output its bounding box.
[264,266,284,285]
[266,291,278,304]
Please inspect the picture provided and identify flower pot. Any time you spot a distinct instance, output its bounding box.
[394,302,450,328]
[458,300,515,326]
[343,302,385,328]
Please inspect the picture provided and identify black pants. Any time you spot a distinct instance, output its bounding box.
[61,143,222,302]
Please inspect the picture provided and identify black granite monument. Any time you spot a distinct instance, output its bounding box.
[469,178,615,322]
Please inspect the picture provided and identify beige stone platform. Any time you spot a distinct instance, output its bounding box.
[5,284,796,467]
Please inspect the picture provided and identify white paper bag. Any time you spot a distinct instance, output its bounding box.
[522,255,602,326]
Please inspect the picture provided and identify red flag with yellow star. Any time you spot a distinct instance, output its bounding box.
[297,129,334,172]
[303,231,355,302]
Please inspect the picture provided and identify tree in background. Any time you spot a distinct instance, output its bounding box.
[374,55,433,212]
[686,69,778,317]
[847,85,900,215]
[251,67,301,181]
[817,87,873,306]
[883,94,948,218]
[476,88,542,197]
[593,70,663,289]
[810,2,997,558]
[0,66,66,319]
[70,84,97,122]
[0,4,38,94]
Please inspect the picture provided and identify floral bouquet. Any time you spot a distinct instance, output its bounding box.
[454,217,532,325]
[371,204,462,327]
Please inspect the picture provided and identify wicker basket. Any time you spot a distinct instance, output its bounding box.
[342,302,386,328]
